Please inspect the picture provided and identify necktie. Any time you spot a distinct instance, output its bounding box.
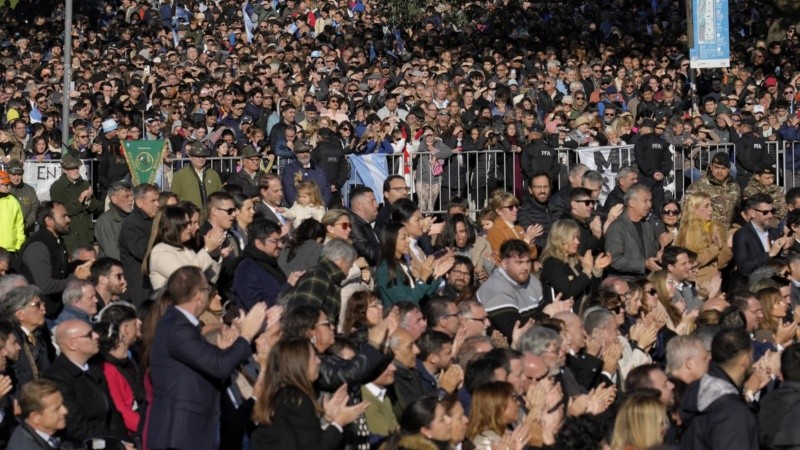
[48,436,60,448]
[27,332,36,346]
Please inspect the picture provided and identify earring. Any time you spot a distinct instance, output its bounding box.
[310,336,317,345]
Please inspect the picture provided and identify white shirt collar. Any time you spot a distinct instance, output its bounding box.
[33,428,52,444]
[175,305,200,327]
[365,383,387,402]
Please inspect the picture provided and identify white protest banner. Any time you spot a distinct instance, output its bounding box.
[576,146,636,204]
[23,160,89,201]
[575,145,676,205]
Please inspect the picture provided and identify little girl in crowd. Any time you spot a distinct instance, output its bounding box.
[281,180,326,228]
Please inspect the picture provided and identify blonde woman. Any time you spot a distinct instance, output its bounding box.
[540,219,610,306]
[610,391,668,450]
[675,192,732,288]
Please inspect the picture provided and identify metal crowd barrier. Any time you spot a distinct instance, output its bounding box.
[341,149,514,215]
[15,141,800,214]
[555,141,798,203]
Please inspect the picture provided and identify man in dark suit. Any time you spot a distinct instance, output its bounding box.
[147,266,268,450]
[43,319,130,447]
[733,193,784,288]
[119,184,159,306]
[375,175,409,234]
[8,379,68,450]
[554,312,606,390]
[254,173,291,235]
[605,184,661,278]
[348,186,381,266]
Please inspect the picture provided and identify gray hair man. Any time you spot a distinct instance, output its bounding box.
[54,279,98,326]
[281,238,357,327]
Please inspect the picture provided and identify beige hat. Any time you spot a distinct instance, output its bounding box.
[574,115,591,127]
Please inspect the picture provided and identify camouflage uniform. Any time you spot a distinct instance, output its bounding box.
[743,178,787,220]
[685,174,741,229]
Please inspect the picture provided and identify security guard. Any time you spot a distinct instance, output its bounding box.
[685,152,742,229]
[733,117,771,190]
[6,158,39,234]
[743,164,787,220]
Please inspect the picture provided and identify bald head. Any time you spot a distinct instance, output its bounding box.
[701,296,730,313]
[56,319,99,365]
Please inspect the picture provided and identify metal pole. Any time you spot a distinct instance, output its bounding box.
[61,0,73,147]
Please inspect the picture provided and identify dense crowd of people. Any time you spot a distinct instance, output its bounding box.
[0,0,799,449]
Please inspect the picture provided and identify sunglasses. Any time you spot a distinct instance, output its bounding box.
[214,207,237,215]
[646,288,658,295]
[574,199,597,206]
[754,208,775,215]
[501,205,519,210]
[335,222,351,230]
[662,209,680,215]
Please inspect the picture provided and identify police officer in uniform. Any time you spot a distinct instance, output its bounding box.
[634,118,672,212]
[733,117,771,190]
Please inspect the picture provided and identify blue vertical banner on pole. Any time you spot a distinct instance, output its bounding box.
[689,0,730,68]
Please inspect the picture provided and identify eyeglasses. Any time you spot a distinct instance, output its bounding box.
[604,113,616,117]
[575,96,585,100]
[646,288,658,295]
[437,313,460,320]
[574,199,597,206]
[26,300,44,309]
[662,209,680,215]
[465,316,490,322]
[367,302,383,309]
[450,269,471,277]
[214,207,236,215]
[76,329,96,340]
[786,91,795,95]
[754,208,775,215]
[501,205,518,210]
[542,346,564,355]
[335,222,351,230]
[266,237,285,246]
[315,320,333,329]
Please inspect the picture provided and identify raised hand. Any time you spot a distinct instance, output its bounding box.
[593,252,612,271]
[512,319,535,348]
[526,224,544,242]
[239,302,267,341]
[203,227,225,252]
[438,365,464,393]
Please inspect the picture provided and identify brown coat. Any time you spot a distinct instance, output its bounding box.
[486,217,538,260]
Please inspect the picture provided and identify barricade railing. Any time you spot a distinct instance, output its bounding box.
[13,141,799,213]
[555,141,796,203]
[340,148,514,215]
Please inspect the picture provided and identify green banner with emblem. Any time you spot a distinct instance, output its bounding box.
[122,140,168,186]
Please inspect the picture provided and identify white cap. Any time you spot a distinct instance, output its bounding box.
[102,118,118,134]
